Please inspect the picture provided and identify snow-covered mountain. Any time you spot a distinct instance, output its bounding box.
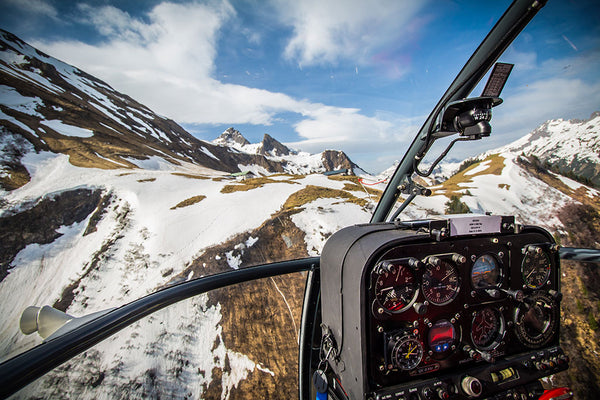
[404,112,600,230]
[212,127,360,176]
[0,29,359,193]
[495,112,600,187]
[0,29,372,399]
[1,28,599,399]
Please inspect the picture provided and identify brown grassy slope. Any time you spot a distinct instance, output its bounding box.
[169,182,371,399]
[430,154,505,197]
[550,202,600,399]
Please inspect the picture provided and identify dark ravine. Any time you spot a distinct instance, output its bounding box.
[0,188,104,282]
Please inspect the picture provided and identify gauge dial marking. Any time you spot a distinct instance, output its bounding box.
[471,307,505,350]
[522,249,551,289]
[374,262,418,313]
[422,260,460,305]
[391,335,424,371]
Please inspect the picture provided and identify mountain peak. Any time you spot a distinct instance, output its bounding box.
[258,133,290,156]
[214,127,250,147]
[494,111,600,187]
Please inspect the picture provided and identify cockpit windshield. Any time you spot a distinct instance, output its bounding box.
[0,0,599,399]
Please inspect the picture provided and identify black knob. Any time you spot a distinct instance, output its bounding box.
[421,387,435,400]
[522,360,533,369]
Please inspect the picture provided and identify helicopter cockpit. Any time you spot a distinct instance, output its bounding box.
[314,215,566,399]
[1,0,599,399]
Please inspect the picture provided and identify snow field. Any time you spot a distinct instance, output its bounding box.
[1,151,382,399]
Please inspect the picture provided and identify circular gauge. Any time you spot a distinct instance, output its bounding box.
[514,291,559,348]
[471,254,502,289]
[422,260,460,305]
[374,263,418,313]
[428,319,457,356]
[522,249,551,289]
[391,335,424,371]
[471,307,505,350]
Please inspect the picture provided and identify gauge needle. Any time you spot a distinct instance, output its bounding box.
[405,344,416,358]
[526,269,535,280]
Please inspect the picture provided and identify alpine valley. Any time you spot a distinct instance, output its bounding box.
[1,30,599,399]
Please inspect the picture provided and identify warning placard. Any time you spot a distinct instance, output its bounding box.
[449,215,501,236]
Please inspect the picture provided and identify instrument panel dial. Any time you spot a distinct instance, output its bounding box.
[374,262,419,313]
[514,291,559,348]
[522,248,551,289]
[471,307,505,350]
[471,254,502,289]
[391,335,424,371]
[422,260,460,306]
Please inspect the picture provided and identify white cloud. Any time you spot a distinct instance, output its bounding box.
[501,46,538,71]
[31,1,410,158]
[5,0,57,18]
[495,78,600,134]
[273,0,429,67]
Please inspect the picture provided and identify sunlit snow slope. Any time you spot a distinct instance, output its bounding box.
[1,27,600,400]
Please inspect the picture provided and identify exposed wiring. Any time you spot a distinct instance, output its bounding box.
[358,177,388,185]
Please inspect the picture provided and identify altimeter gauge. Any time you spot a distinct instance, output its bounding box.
[422,260,460,305]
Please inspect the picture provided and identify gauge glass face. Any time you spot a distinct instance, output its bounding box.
[514,292,559,348]
[522,251,551,289]
[471,254,501,289]
[422,260,460,305]
[375,263,418,313]
[391,336,424,371]
[428,319,457,354]
[471,307,504,350]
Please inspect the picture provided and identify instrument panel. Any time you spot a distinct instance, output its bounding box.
[366,231,562,392]
[319,217,567,399]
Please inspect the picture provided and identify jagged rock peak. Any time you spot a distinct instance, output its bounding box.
[215,127,250,146]
[321,150,357,174]
[258,133,290,156]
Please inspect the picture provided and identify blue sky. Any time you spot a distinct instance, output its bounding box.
[1,0,599,173]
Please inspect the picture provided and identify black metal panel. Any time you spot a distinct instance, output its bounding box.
[321,223,430,399]
[319,218,564,399]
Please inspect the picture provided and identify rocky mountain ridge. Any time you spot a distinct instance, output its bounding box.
[0,30,358,192]
[212,127,358,175]
[495,112,600,187]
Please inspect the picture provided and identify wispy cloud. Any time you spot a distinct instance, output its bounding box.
[273,0,429,69]
[4,0,57,18]
[494,78,600,138]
